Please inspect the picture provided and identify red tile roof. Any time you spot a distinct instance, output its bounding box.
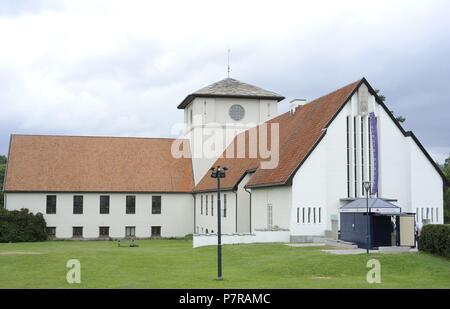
[194,79,362,192]
[4,135,194,192]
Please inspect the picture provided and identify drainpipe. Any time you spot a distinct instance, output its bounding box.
[234,190,238,233]
[245,188,252,233]
[192,193,196,234]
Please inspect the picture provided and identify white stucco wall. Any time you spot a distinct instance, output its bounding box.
[5,192,194,238]
[290,84,444,238]
[185,97,279,184]
[194,191,237,234]
[192,229,290,248]
[251,186,292,231]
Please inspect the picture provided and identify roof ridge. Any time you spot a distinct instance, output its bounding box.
[10,134,187,141]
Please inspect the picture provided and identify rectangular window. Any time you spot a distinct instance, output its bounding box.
[151,226,161,237]
[72,227,83,238]
[346,116,351,197]
[297,208,299,223]
[426,207,429,220]
[308,207,311,223]
[125,226,136,237]
[126,195,136,214]
[361,117,365,196]
[318,208,321,223]
[211,194,214,216]
[421,208,424,222]
[73,195,83,214]
[100,195,110,214]
[206,195,209,216]
[431,208,434,223]
[313,207,316,223]
[368,118,372,185]
[416,208,419,222]
[436,208,439,222]
[354,117,358,197]
[152,196,161,214]
[223,194,227,218]
[267,204,273,229]
[200,195,203,215]
[302,207,305,223]
[99,226,109,237]
[46,227,56,237]
[46,195,56,214]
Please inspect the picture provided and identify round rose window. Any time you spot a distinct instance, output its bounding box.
[229,104,245,121]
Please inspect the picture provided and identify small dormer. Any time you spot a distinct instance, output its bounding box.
[178,78,284,130]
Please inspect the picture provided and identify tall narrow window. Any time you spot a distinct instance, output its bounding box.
[73,195,83,214]
[431,208,434,223]
[436,208,439,222]
[346,116,351,197]
[421,208,424,222]
[318,208,321,223]
[368,118,372,185]
[313,207,316,223]
[361,117,365,195]
[152,196,161,214]
[267,103,271,117]
[126,195,136,214]
[100,195,110,214]
[223,194,227,217]
[267,204,273,229]
[46,195,56,214]
[200,195,203,215]
[308,207,311,223]
[416,208,419,222]
[206,195,208,216]
[426,207,429,220]
[302,208,305,223]
[354,117,358,197]
[297,208,299,223]
[211,194,214,216]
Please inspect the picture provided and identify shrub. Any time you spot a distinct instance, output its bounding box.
[418,224,450,258]
[0,208,48,242]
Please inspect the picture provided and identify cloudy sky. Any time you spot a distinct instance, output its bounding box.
[0,0,449,162]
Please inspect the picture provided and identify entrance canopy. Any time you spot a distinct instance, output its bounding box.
[340,198,401,215]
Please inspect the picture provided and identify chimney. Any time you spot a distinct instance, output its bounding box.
[290,99,307,115]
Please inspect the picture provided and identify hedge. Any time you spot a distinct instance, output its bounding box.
[418,224,450,258]
[0,208,48,242]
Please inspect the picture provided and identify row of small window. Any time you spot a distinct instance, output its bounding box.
[45,195,162,215]
[296,207,322,224]
[416,207,439,223]
[199,194,227,218]
[46,226,162,238]
[196,227,214,234]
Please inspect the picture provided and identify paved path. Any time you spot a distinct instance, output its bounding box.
[322,247,418,255]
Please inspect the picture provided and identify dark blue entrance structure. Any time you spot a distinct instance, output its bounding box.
[339,198,413,250]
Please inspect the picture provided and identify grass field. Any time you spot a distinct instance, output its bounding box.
[0,239,449,288]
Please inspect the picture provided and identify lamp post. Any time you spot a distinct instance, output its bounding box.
[210,165,227,280]
[363,181,372,255]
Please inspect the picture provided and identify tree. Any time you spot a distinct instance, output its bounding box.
[443,155,450,223]
[374,89,406,123]
[0,156,5,209]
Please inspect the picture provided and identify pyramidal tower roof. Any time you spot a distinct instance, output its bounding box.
[177,78,285,109]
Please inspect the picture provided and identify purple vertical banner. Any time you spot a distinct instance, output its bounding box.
[369,112,378,195]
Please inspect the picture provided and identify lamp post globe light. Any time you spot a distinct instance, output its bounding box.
[363,181,372,255]
[210,165,228,280]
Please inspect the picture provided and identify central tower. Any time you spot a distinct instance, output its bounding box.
[177,78,284,184]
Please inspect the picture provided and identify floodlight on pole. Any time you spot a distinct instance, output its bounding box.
[363,181,372,255]
[210,165,228,280]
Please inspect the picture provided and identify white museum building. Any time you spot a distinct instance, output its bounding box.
[2,77,446,241]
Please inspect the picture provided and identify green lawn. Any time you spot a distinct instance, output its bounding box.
[0,239,449,288]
